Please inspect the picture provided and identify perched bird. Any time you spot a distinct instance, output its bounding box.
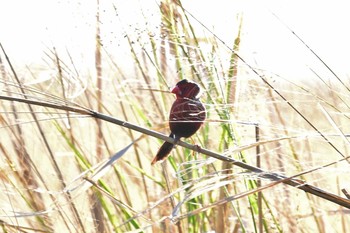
[151,79,206,165]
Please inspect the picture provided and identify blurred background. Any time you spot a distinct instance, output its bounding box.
[1,0,350,232]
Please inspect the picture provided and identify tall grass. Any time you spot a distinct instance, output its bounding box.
[1,1,350,233]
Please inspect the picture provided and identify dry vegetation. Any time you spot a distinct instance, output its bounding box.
[1,0,350,232]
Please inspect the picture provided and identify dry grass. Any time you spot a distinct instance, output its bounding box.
[1,1,350,233]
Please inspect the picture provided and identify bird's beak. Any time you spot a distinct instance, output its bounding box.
[171,86,181,96]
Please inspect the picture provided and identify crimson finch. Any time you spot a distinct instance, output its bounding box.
[151,79,206,165]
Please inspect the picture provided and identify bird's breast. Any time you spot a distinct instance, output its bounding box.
[169,98,206,138]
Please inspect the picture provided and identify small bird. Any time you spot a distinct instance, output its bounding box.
[151,79,206,165]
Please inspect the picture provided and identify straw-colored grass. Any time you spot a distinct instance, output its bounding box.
[1,1,350,233]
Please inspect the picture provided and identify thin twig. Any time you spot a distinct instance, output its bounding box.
[1,95,350,209]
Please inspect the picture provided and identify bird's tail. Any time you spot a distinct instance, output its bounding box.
[151,133,178,165]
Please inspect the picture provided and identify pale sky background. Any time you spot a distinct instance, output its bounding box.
[0,0,349,81]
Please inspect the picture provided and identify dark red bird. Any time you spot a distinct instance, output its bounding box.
[151,79,206,165]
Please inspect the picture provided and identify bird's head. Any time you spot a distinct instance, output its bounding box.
[171,79,201,99]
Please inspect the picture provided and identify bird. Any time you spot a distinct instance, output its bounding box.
[151,79,206,165]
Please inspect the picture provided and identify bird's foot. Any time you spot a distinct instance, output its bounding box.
[192,144,202,156]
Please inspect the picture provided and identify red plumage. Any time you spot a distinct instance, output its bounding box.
[151,79,206,165]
